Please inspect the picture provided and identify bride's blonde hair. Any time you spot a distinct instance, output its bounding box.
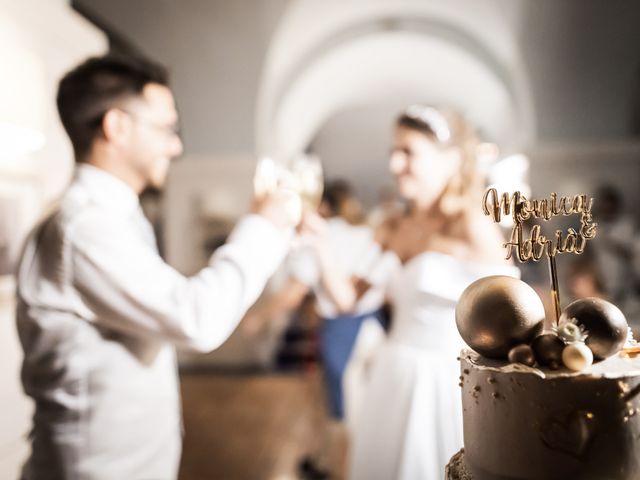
[396,105,483,218]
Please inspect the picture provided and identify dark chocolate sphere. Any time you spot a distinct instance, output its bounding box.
[456,276,545,359]
[560,297,628,360]
[531,333,565,369]
[508,344,536,366]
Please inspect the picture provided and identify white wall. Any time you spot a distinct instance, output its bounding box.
[514,1,640,141]
[164,155,257,275]
[0,278,30,477]
[527,141,640,224]
[0,1,106,477]
[74,0,289,156]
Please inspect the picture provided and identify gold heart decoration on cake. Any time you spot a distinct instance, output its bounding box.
[539,409,597,458]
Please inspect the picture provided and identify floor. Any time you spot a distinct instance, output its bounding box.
[178,368,341,480]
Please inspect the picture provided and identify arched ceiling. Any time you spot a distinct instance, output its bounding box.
[274,31,515,160]
[256,0,536,162]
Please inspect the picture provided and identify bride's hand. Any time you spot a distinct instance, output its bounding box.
[299,211,357,313]
[297,210,330,254]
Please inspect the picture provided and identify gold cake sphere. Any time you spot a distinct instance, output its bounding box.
[560,297,628,360]
[456,275,545,359]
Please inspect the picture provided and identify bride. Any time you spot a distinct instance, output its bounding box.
[303,105,518,479]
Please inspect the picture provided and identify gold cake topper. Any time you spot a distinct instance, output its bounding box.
[482,188,598,326]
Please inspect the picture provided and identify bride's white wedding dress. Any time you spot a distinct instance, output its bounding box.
[349,251,519,480]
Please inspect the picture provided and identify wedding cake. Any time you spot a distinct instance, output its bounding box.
[446,348,640,480]
[446,189,639,479]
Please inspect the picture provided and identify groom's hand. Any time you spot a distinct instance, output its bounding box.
[253,188,302,230]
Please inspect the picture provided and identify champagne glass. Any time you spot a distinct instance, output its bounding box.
[290,154,324,211]
[253,157,279,199]
[253,156,302,225]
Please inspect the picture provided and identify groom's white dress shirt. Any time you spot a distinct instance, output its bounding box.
[16,164,289,479]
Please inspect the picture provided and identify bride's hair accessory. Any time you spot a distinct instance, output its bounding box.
[403,104,451,143]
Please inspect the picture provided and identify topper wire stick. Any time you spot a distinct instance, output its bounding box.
[547,254,561,328]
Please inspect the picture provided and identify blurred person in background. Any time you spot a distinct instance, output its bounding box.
[591,185,638,310]
[366,185,406,230]
[244,179,388,479]
[565,254,608,302]
[16,54,296,480]
[302,105,518,480]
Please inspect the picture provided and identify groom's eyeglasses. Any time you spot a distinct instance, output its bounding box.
[118,109,181,138]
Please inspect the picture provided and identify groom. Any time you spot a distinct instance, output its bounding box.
[16,54,294,480]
